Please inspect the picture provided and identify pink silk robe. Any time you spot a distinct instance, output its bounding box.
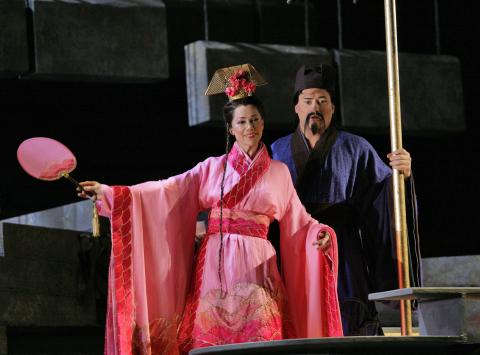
[97,143,342,355]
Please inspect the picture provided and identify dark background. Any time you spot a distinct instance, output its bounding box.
[1,0,479,258]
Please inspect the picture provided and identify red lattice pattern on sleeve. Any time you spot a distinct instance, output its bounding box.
[177,234,211,354]
[109,186,135,354]
[326,266,342,336]
[321,225,343,336]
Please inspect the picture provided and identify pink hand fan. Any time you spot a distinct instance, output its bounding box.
[17,137,79,183]
[17,137,100,236]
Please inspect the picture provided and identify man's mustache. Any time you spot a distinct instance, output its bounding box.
[306,111,324,121]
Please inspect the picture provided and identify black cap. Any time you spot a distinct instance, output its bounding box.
[293,64,337,100]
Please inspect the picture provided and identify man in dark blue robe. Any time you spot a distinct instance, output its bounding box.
[271,64,421,336]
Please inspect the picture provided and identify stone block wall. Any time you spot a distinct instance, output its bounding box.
[186,40,332,128]
[0,223,98,327]
[421,255,480,287]
[0,0,29,77]
[185,40,465,133]
[335,49,465,133]
[0,0,168,81]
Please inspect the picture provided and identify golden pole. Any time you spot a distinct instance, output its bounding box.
[384,0,412,336]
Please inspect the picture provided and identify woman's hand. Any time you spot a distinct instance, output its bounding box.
[387,148,411,178]
[312,230,331,251]
[77,181,103,201]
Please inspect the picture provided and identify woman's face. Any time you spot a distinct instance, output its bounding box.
[229,104,264,157]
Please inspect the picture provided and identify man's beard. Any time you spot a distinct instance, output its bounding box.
[306,111,324,135]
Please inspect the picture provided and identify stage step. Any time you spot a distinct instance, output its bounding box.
[369,287,480,341]
[189,336,479,355]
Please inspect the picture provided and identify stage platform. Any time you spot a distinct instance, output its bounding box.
[190,336,480,355]
[369,287,480,341]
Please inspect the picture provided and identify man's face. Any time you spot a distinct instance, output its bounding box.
[295,88,335,136]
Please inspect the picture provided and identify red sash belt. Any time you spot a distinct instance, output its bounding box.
[207,208,270,239]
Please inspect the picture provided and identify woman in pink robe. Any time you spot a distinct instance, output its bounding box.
[79,78,342,355]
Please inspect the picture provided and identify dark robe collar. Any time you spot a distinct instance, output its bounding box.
[291,125,339,186]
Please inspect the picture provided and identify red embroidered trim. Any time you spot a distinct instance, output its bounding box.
[226,143,250,176]
[110,186,135,355]
[178,233,210,354]
[220,144,271,209]
[326,230,342,336]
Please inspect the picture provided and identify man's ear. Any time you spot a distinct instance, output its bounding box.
[294,103,300,116]
[332,103,335,114]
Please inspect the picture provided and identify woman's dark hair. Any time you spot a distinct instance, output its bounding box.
[223,95,266,129]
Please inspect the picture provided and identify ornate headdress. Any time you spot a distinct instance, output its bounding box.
[205,63,267,101]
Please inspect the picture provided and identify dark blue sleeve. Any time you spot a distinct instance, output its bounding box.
[271,135,298,184]
[352,141,398,293]
[356,144,421,293]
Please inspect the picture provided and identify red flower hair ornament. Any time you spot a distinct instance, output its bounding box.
[205,63,267,101]
[225,69,257,99]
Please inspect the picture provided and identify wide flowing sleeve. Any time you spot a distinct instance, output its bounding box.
[277,165,343,338]
[97,161,207,355]
[351,141,407,294]
[361,170,423,294]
